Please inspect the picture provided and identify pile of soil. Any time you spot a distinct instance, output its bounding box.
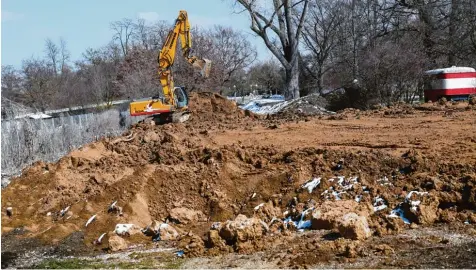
[2,92,476,268]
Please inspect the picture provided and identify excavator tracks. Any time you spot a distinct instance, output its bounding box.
[152,111,191,125]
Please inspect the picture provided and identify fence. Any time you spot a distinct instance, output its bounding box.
[1,109,143,187]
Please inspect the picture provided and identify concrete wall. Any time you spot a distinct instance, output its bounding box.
[1,109,143,187]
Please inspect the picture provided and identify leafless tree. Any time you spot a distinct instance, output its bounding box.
[1,65,23,100]
[44,38,59,75]
[205,25,257,89]
[20,58,56,111]
[248,59,284,94]
[59,38,70,73]
[110,18,134,57]
[301,0,345,94]
[235,0,310,99]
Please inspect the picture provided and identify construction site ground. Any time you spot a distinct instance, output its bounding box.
[2,93,476,268]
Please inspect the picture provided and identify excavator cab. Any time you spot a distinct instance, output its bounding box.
[174,87,189,109]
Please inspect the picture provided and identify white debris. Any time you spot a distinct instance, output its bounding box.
[387,191,429,224]
[377,176,393,186]
[46,212,52,216]
[283,208,314,231]
[388,207,410,224]
[26,113,52,119]
[296,208,314,230]
[332,191,345,200]
[406,191,428,213]
[6,207,13,217]
[373,196,388,212]
[95,233,107,244]
[301,177,321,193]
[109,200,117,210]
[406,191,428,201]
[85,214,97,227]
[251,193,256,199]
[60,206,70,217]
[114,224,134,235]
[355,195,363,203]
[254,203,265,211]
[211,222,221,230]
[321,176,359,201]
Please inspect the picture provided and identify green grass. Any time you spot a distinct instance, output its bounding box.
[34,257,164,269]
[34,258,106,269]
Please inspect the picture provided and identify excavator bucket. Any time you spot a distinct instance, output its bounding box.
[193,58,212,78]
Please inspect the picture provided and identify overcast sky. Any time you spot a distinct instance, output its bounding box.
[1,0,272,68]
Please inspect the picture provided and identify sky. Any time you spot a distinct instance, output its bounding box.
[1,0,272,68]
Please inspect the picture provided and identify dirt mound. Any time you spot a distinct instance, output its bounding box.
[2,92,476,267]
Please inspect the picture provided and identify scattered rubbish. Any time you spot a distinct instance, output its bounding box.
[94,233,107,245]
[175,250,184,257]
[387,190,429,224]
[301,177,321,193]
[115,224,134,235]
[108,200,117,212]
[296,208,314,230]
[211,222,221,230]
[152,234,161,242]
[332,190,345,200]
[373,196,388,212]
[377,176,393,186]
[254,203,265,211]
[388,207,410,224]
[333,159,345,171]
[284,207,314,231]
[6,207,13,217]
[85,214,97,227]
[59,206,70,217]
[46,212,52,216]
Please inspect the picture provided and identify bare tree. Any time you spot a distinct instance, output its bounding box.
[235,0,310,99]
[44,38,59,75]
[301,0,344,94]
[59,38,70,73]
[1,65,23,99]
[21,58,56,111]
[110,18,134,57]
[206,25,257,89]
[248,59,284,95]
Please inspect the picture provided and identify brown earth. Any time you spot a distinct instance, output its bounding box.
[2,93,476,268]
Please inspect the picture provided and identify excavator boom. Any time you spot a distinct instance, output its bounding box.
[129,10,211,119]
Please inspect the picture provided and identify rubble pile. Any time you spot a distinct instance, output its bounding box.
[2,92,476,267]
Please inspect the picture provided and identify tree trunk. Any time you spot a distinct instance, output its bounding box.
[448,0,458,66]
[285,59,300,100]
[316,64,324,95]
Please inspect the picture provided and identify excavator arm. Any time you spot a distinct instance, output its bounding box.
[130,10,211,118]
[159,10,211,104]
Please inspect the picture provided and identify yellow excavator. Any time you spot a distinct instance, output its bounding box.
[129,10,211,123]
